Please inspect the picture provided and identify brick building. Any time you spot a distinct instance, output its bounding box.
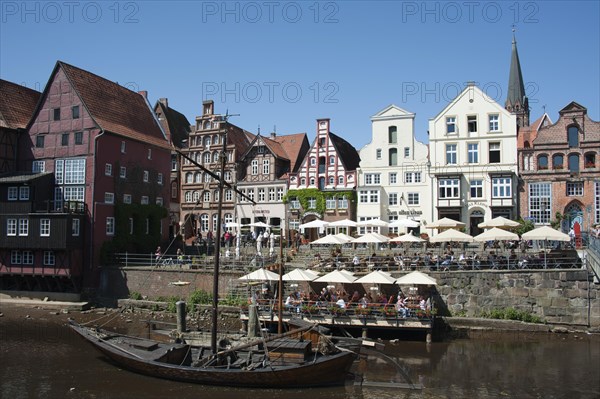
[518,101,600,232]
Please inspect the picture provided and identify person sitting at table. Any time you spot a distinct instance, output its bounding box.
[359,293,369,308]
[335,297,346,309]
[352,255,360,267]
[285,292,300,313]
[396,294,408,318]
[419,296,427,311]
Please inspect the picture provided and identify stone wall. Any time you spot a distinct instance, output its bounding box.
[99,267,600,327]
[430,270,599,327]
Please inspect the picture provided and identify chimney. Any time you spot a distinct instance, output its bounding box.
[159,98,168,108]
[270,132,276,139]
[138,90,148,100]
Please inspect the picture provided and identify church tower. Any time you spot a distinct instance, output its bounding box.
[505,32,530,128]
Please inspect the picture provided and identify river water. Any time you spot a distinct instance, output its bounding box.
[1,317,599,399]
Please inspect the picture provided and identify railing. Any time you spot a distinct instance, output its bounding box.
[587,235,600,283]
[112,252,279,270]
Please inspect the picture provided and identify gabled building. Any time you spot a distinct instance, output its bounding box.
[18,61,171,290]
[154,98,191,239]
[428,83,518,235]
[0,80,41,173]
[518,101,600,231]
[357,105,431,235]
[180,100,252,241]
[236,130,309,237]
[287,118,361,238]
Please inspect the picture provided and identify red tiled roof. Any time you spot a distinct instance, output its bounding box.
[273,133,309,172]
[0,79,41,129]
[58,62,169,149]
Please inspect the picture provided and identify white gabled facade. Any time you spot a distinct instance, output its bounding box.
[428,82,518,236]
[357,105,431,235]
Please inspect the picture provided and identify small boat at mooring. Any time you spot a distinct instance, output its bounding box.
[69,320,356,388]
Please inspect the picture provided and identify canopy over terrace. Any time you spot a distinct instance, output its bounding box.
[429,229,474,243]
[473,227,519,242]
[388,219,420,228]
[395,271,437,286]
[355,270,397,284]
[390,233,426,243]
[282,268,319,281]
[310,234,348,245]
[522,226,570,268]
[426,217,466,230]
[478,216,520,229]
[238,268,280,282]
[314,270,357,284]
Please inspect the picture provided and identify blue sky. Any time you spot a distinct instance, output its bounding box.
[1,1,598,148]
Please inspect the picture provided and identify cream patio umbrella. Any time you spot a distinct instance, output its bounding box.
[388,219,420,228]
[310,234,348,245]
[395,270,437,286]
[522,226,570,268]
[335,233,354,242]
[238,267,280,282]
[282,268,319,281]
[473,227,519,242]
[355,270,397,284]
[314,270,357,284]
[390,233,426,243]
[426,217,466,230]
[429,229,474,243]
[328,219,358,227]
[478,216,520,229]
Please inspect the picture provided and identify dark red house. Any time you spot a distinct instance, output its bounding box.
[13,61,171,291]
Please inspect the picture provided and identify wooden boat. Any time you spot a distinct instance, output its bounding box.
[69,320,356,388]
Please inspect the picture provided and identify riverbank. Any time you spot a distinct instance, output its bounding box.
[1,299,598,342]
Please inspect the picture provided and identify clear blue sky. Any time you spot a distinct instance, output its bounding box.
[1,1,598,148]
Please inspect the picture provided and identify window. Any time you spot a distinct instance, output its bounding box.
[225,189,233,201]
[105,163,112,176]
[369,190,380,203]
[224,171,232,182]
[404,147,410,158]
[141,196,149,205]
[11,250,22,264]
[258,188,265,202]
[263,159,270,174]
[568,126,579,147]
[326,198,336,209]
[585,153,596,169]
[204,191,211,202]
[389,148,398,166]
[200,214,209,232]
[74,131,83,144]
[129,218,133,234]
[204,173,211,183]
[568,154,580,172]
[268,188,275,201]
[184,191,192,203]
[404,172,422,183]
[43,251,55,266]
[359,190,379,203]
[553,154,564,170]
[365,174,381,185]
[171,155,178,171]
[389,193,398,206]
[470,180,483,198]
[376,149,382,160]
[277,188,284,201]
[439,179,460,198]
[489,114,499,131]
[328,176,334,185]
[105,192,114,204]
[72,105,80,119]
[192,191,200,203]
[40,219,50,236]
[120,166,126,178]
[143,170,149,182]
[567,182,583,196]
[121,141,126,153]
[32,160,45,172]
[300,178,306,185]
[147,149,152,160]
[8,187,17,200]
[251,160,258,175]
[492,177,512,198]
[290,198,300,209]
[7,219,17,236]
[19,219,28,236]
[53,108,60,121]
[156,197,163,206]
[467,143,479,164]
[72,219,80,236]
[329,156,335,165]
[36,135,45,148]
[389,172,397,184]
[61,133,69,146]
[310,178,315,186]
[529,183,551,224]
[19,186,29,200]
[446,144,457,164]
[338,176,344,185]
[203,152,211,164]
[538,155,548,170]
[467,115,477,133]
[308,197,317,209]
[388,126,397,143]
[407,192,419,205]
[22,251,33,265]
[489,142,501,163]
[158,173,163,185]
[106,217,115,235]
[446,117,456,134]
[338,196,348,209]
[58,158,86,184]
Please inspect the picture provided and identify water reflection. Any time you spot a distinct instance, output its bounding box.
[1,317,598,399]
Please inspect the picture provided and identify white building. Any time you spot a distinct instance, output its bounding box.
[357,105,432,235]
[428,82,518,236]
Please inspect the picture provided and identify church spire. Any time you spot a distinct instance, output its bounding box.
[505,29,529,127]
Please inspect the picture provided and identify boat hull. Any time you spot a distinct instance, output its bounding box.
[69,322,356,388]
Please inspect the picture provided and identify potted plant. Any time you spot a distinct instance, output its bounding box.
[383,307,397,318]
[355,307,371,317]
[302,305,319,315]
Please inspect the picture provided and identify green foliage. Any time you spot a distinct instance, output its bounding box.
[189,289,213,305]
[157,296,183,313]
[129,291,142,300]
[220,294,246,307]
[514,217,535,236]
[550,212,564,230]
[283,189,356,216]
[478,307,543,324]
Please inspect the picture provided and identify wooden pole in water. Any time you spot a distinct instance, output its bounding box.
[278,232,284,334]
